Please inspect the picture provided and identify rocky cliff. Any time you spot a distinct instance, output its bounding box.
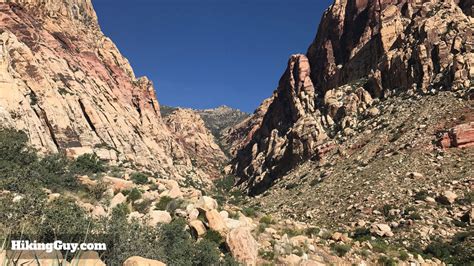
[230,0,473,194]
[0,0,207,178]
[164,108,228,179]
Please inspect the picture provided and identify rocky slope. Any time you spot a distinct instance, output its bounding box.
[0,0,219,179]
[229,0,473,195]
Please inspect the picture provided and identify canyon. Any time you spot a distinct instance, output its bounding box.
[0,0,473,265]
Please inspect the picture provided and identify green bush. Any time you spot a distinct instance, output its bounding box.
[353,227,371,241]
[72,153,106,174]
[424,233,474,265]
[88,180,109,201]
[155,196,173,211]
[130,172,149,185]
[242,207,257,217]
[414,191,429,201]
[39,198,92,242]
[259,215,275,225]
[133,199,153,214]
[305,227,320,237]
[399,250,409,261]
[203,229,224,245]
[331,243,351,257]
[192,239,220,265]
[127,188,142,202]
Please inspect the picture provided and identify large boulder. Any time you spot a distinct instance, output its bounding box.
[205,209,228,235]
[148,210,172,227]
[103,176,134,192]
[190,220,207,237]
[123,256,166,266]
[370,223,394,237]
[226,227,258,266]
[109,193,127,210]
[195,196,218,210]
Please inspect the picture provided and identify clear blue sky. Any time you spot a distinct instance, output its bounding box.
[93,0,333,113]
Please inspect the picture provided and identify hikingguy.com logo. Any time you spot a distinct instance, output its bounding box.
[11,240,107,253]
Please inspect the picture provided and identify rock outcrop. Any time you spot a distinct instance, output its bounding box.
[439,122,474,148]
[0,0,216,179]
[164,108,227,178]
[229,0,473,194]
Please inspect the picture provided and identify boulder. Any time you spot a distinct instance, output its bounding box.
[370,223,394,237]
[109,193,127,210]
[226,227,258,266]
[205,209,227,235]
[123,256,166,266]
[195,196,218,210]
[157,179,183,199]
[92,205,107,218]
[436,191,458,205]
[103,176,134,192]
[148,210,172,227]
[190,220,207,237]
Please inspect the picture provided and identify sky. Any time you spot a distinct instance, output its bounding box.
[93,0,333,113]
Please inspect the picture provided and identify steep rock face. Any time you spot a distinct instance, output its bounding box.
[307,0,473,94]
[164,109,228,179]
[221,98,273,157]
[231,55,330,194]
[230,0,473,194]
[0,1,193,177]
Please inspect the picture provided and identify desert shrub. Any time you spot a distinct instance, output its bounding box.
[331,243,351,257]
[192,239,220,265]
[371,239,390,253]
[259,215,275,225]
[38,198,92,243]
[88,180,109,201]
[133,199,153,214]
[457,191,474,204]
[242,207,257,217]
[126,188,142,202]
[282,228,304,238]
[399,250,409,261]
[214,175,235,192]
[0,129,36,166]
[203,229,223,245]
[424,232,474,265]
[166,198,184,214]
[353,227,371,241]
[305,227,320,237]
[408,212,422,220]
[158,218,195,265]
[414,190,429,201]
[36,154,75,189]
[72,153,105,174]
[155,196,173,211]
[130,172,149,185]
